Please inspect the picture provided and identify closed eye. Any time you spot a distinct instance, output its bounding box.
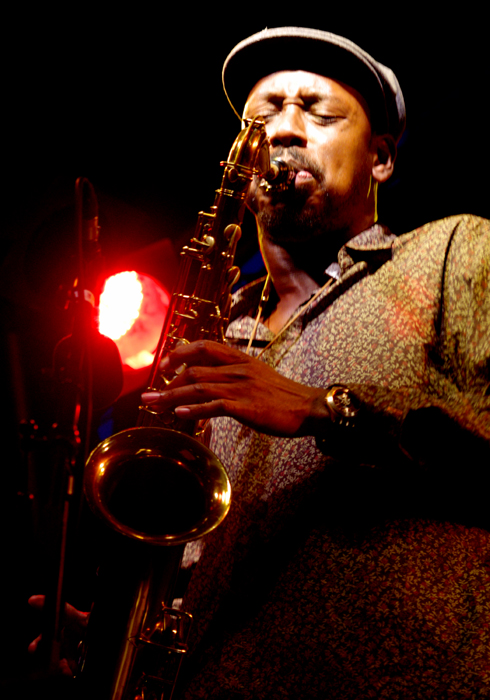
[256,107,343,125]
[309,113,342,126]
[258,111,280,123]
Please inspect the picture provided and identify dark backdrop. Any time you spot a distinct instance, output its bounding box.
[1,7,488,692]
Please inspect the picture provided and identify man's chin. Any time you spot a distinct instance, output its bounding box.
[257,206,328,246]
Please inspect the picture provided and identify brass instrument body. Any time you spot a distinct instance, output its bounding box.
[141,117,271,431]
[81,119,286,700]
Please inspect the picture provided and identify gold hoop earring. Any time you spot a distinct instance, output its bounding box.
[367,177,378,223]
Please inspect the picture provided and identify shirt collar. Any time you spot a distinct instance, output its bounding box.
[337,222,396,276]
[231,223,396,320]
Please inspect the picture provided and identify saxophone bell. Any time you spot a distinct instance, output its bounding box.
[80,117,271,700]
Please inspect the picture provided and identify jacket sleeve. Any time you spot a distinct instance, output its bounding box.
[321,216,490,523]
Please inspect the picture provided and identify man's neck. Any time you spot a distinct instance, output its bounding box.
[258,219,376,333]
[259,234,333,334]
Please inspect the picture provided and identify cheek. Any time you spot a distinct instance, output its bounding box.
[320,136,372,191]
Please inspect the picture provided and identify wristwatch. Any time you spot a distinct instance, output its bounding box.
[315,385,363,456]
[323,385,361,428]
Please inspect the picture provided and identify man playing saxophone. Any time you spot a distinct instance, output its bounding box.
[31,26,490,699]
[141,27,490,700]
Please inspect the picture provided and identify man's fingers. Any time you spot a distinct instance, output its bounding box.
[27,637,75,678]
[28,634,42,654]
[175,399,235,421]
[162,340,245,372]
[66,602,89,629]
[59,658,76,677]
[28,595,89,630]
[142,377,238,413]
[28,594,45,610]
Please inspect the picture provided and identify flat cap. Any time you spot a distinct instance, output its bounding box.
[222,27,406,142]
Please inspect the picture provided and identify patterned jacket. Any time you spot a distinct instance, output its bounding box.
[179,215,490,699]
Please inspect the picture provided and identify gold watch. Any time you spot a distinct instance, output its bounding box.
[324,385,360,427]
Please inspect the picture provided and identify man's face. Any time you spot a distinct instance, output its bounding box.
[243,70,377,244]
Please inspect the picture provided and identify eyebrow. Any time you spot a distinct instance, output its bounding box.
[251,90,349,110]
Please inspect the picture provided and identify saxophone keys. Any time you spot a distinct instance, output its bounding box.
[227,266,241,287]
[223,223,242,243]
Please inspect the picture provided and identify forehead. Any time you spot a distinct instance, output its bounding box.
[244,70,370,118]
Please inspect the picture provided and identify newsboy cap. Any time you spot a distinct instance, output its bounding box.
[222,27,406,143]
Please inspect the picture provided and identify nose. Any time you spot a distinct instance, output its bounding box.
[267,105,307,149]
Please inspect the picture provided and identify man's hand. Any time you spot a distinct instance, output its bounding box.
[142,340,328,437]
[28,595,89,677]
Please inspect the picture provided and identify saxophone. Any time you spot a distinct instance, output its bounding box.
[80,119,293,700]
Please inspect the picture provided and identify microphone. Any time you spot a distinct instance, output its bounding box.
[56,178,123,409]
[76,177,101,305]
[53,330,123,410]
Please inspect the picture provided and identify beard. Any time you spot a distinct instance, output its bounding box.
[257,188,332,245]
[252,147,366,248]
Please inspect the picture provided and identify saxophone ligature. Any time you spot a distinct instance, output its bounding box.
[79,119,293,700]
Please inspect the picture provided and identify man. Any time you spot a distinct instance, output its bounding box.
[25,23,489,699]
[141,26,490,699]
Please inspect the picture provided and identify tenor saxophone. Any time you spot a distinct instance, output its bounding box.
[80,118,292,700]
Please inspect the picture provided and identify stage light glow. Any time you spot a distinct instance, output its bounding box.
[99,272,144,340]
[99,271,170,369]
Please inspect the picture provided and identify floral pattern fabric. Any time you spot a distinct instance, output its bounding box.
[177,215,490,699]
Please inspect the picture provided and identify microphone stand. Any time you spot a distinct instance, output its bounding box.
[27,178,122,687]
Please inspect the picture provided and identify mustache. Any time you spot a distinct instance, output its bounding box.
[271,147,324,182]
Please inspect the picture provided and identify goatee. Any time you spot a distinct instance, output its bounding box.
[255,146,367,248]
[255,147,331,245]
[257,188,333,244]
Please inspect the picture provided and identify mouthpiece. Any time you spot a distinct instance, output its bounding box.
[262,158,295,192]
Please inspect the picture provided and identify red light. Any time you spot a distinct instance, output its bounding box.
[99,271,169,369]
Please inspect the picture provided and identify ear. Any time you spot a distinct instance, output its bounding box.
[371,134,396,184]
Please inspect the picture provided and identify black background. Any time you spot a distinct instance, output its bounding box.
[1,6,488,691]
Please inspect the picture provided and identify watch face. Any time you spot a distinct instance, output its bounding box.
[326,386,360,425]
[332,388,359,417]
